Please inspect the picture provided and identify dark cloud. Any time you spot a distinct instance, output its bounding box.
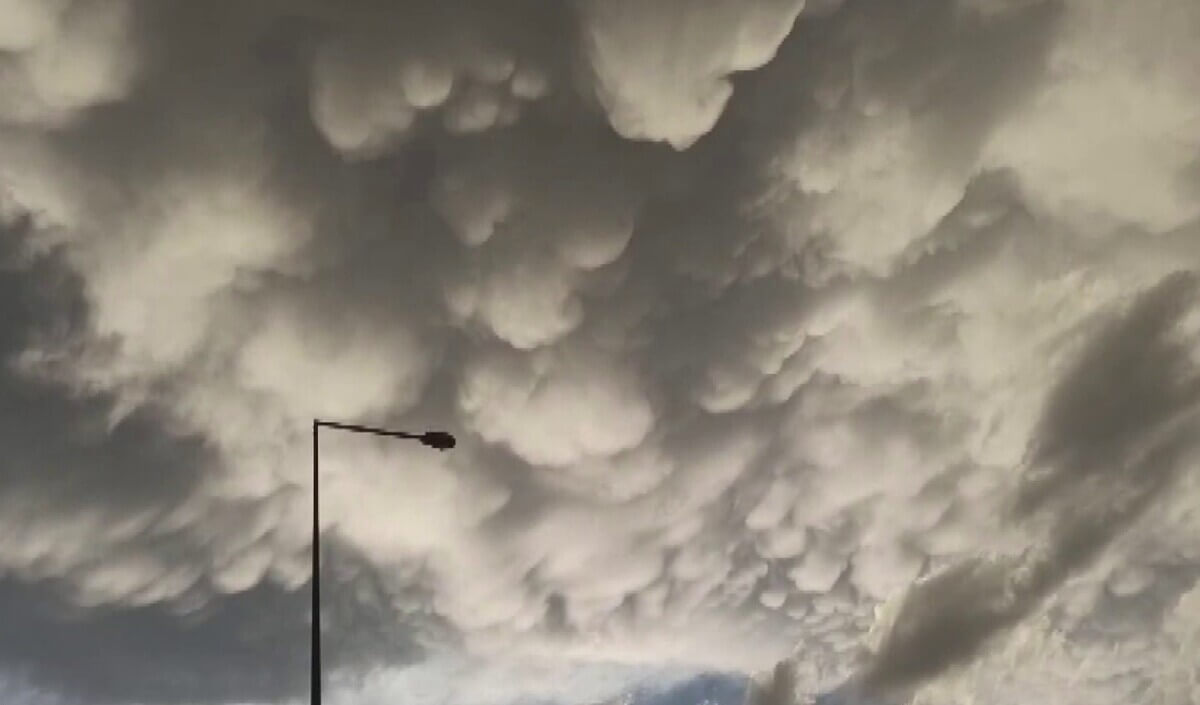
[0,217,290,702]
[0,579,307,705]
[1018,272,1200,513]
[0,206,431,704]
[2,0,1200,704]
[0,214,207,574]
[854,272,1200,696]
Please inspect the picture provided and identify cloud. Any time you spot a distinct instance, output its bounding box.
[458,343,655,467]
[305,3,560,158]
[323,655,717,705]
[980,0,1200,233]
[849,273,1200,696]
[907,572,1200,705]
[0,224,429,704]
[746,273,1200,703]
[1,0,1199,704]
[0,0,138,126]
[576,0,816,149]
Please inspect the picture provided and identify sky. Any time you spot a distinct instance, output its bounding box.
[1,0,1199,704]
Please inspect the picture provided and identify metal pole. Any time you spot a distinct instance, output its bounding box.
[312,420,321,705]
[310,420,455,705]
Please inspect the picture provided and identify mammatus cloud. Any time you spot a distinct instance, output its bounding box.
[306,2,560,158]
[576,0,820,149]
[750,301,1200,699]
[0,0,138,126]
[828,275,1200,701]
[1,0,1199,704]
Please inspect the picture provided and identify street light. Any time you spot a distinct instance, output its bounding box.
[310,419,455,705]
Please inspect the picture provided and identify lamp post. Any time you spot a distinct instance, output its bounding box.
[311,419,455,705]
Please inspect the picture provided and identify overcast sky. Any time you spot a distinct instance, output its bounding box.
[1,1,1199,704]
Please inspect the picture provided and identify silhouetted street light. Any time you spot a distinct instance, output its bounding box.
[311,419,455,705]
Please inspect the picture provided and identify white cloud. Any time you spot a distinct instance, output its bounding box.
[981,0,1200,234]
[306,7,555,159]
[577,0,812,149]
[237,300,433,423]
[775,112,968,276]
[324,653,701,705]
[309,38,418,159]
[0,0,137,126]
[458,344,656,467]
[0,0,70,52]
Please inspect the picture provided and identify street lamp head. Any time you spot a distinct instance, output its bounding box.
[419,430,456,451]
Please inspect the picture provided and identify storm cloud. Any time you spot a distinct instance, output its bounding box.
[2,1,1199,704]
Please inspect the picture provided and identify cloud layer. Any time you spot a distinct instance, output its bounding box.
[1,0,1199,704]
